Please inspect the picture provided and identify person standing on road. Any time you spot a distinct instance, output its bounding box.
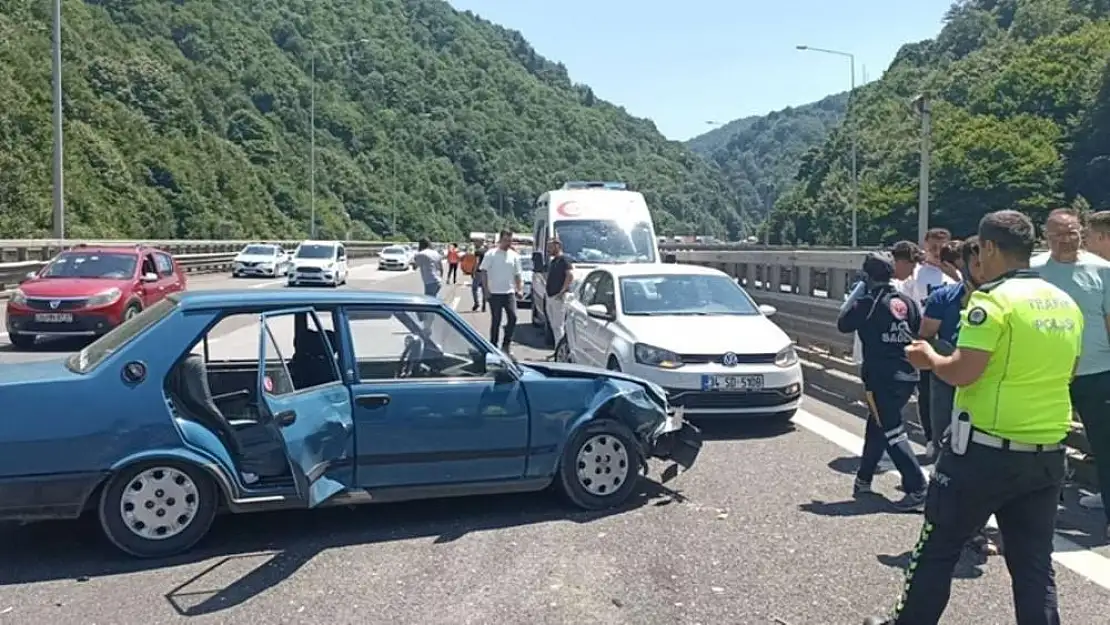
[446,243,460,284]
[544,238,573,354]
[413,238,444,298]
[919,237,1003,557]
[480,229,523,353]
[837,251,928,512]
[898,232,959,461]
[865,210,1083,625]
[1033,208,1110,535]
[469,242,488,312]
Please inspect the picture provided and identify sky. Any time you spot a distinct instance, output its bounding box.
[446,0,955,141]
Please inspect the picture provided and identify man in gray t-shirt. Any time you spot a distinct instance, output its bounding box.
[412,238,444,297]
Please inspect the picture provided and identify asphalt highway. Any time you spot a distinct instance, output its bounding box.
[2,264,1110,624]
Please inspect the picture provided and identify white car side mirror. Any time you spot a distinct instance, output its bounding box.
[758,304,777,316]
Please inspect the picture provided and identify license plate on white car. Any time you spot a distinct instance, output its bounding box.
[34,313,73,323]
[701,374,763,392]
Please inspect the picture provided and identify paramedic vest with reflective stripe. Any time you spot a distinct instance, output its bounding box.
[953,270,1083,445]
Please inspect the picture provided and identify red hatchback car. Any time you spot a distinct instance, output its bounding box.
[5,244,186,349]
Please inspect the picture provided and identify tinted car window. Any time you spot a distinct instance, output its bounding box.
[154,253,174,277]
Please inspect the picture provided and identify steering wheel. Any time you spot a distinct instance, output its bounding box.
[397,335,425,378]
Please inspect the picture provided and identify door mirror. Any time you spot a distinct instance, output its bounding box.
[485,352,515,382]
[141,272,159,283]
[758,304,777,316]
[586,304,613,320]
[531,251,545,272]
[663,253,677,264]
[20,271,37,283]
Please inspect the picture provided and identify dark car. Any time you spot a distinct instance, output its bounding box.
[4,244,186,349]
[0,289,701,558]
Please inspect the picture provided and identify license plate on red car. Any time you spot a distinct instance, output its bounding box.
[34,313,73,323]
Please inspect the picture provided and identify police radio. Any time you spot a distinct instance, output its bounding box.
[951,411,972,455]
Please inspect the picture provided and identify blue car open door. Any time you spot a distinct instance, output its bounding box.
[257,308,354,506]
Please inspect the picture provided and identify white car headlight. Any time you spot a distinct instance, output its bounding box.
[10,288,27,305]
[634,343,683,369]
[775,345,799,368]
[86,288,122,307]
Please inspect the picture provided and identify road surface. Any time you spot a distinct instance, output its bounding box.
[1,264,1109,624]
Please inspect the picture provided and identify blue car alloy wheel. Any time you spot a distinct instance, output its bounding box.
[557,419,640,510]
[97,461,219,558]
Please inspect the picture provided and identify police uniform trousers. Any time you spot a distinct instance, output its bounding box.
[891,436,1065,625]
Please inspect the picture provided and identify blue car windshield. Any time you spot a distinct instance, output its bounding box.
[619,274,760,316]
[65,298,179,374]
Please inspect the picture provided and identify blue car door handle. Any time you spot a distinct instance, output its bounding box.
[356,394,390,409]
[275,410,297,427]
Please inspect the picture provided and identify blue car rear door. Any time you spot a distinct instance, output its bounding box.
[257,308,354,506]
[340,305,530,489]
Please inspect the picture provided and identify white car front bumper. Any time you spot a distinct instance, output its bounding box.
[624,360,804,417]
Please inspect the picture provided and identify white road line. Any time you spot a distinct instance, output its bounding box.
[792,408,1110,591]
[450,296,461,310]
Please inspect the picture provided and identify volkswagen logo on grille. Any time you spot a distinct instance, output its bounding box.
[49,300,61,310]
[721,352,739,367]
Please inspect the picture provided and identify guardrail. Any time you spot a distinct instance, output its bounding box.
[0,239,415,296]
[665,246,1098,486]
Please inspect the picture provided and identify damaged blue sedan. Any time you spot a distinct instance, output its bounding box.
[0,290,702,558]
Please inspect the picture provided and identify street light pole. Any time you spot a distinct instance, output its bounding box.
[51,0,65,241]
[309,51,316,239]
[797,45,858,247]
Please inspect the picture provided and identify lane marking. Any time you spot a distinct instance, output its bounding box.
[451,296,461,310]
[792,408,1110,591]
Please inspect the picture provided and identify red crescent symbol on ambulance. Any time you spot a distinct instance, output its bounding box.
[555,201,581,217]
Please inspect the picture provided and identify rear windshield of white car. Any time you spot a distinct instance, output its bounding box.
[65,298,179,374]
[242,245,276,255]
[619,274,760,316]
[295,244,336,259]
[382,246,406,254]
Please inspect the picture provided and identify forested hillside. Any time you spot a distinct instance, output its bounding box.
[0,0,745,241]
[686,93,847,224]
[767,0,1110,246]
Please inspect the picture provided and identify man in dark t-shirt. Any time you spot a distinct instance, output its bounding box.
[470,243,487,312]
[545,239,573,352]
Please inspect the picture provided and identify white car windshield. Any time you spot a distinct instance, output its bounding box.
[383,246,406,255]
[295,244,336,259]
[554,220,655,263]
[619,274,760,316]
[242,245,276,255]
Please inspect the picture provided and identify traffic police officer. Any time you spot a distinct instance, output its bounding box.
[837,251,928,511]
[864,210,1083,625]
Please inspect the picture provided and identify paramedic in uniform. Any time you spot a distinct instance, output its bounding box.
[864,210,1083,625]
[837,251,928,512]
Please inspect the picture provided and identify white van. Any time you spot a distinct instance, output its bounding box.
[530,181,668,343]
[287,240,349,287]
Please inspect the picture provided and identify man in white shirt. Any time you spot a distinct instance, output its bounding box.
[479,229,523,352]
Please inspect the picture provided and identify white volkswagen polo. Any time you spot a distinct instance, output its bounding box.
[557,264,803,420]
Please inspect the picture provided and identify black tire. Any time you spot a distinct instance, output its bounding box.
[122,301,142,322]
[8,333,36,349]
[557,419,640,510]
[97,461,218,558]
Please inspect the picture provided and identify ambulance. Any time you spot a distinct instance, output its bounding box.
[529,181,671,343]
